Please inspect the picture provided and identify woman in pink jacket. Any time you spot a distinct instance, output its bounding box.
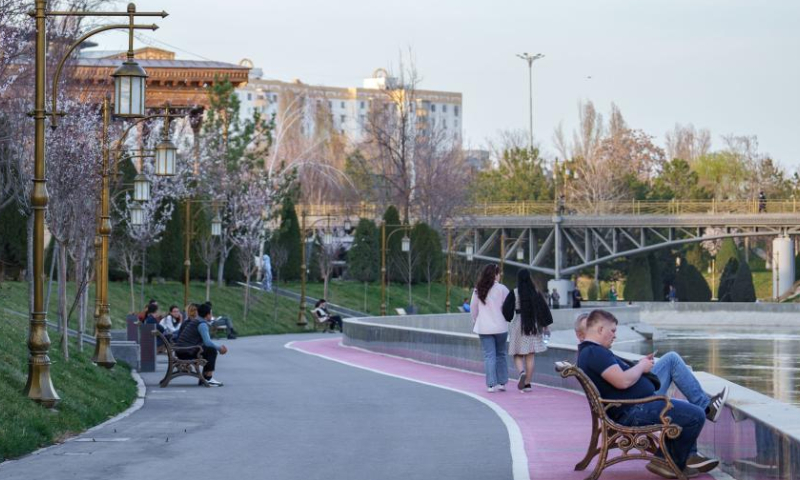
[470,264,510,392]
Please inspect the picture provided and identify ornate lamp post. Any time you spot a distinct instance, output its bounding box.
[297,211,349,325]
[24,1,167,406]
[180,200,224,307]
[380,222,412,316]
[92,102,182,369]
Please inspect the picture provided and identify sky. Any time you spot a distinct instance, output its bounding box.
[93,0,800,169]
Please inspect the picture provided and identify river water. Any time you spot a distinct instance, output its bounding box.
[614,327,800,406]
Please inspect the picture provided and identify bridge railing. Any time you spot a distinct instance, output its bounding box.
[296,199,800,218]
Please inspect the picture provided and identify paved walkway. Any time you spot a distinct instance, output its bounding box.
[0,334,511,480]
[1,334,716,480]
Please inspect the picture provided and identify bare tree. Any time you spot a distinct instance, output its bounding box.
[195,228,221,302]
[665,123,711,163]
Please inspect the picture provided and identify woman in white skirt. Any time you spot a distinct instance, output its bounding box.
[504,269,553,392]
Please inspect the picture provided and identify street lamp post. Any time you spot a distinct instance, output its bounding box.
[709,258,717,301]
[445,228,452,313]
[380,223,412,316]
[297,211,350,325]
[24,1,167,406]
[92,103,181,368]
[516,52,544,152]
[182,201,223,307]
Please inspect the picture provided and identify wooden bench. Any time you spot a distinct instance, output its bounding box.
[555,361,686,480]
[210,324,228,338]
[153,330,210,388]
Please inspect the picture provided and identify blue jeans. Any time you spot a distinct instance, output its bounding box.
[479,333,509,387]
[617,398,706,469]
[653,352,710,411]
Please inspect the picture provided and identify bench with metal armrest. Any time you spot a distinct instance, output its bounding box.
[554,361,686,480]
[153,329,210,388]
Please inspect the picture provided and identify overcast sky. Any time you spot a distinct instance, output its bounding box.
[95,0,800,169]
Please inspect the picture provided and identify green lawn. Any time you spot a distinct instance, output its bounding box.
[281,279,472,316]
[0,281,307,337]
[0,308,137,461]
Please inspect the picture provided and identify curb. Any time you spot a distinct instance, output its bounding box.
[0,369,146,468]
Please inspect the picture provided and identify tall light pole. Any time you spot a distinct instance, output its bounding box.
[24,1,166,407]
[516,52,544,152]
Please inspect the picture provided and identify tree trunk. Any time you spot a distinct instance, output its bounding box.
[78,281,86,352]
[58,243,69,361]
[128,265,135,314]
[45,247,56,316]
[323,275,329,300]
[243,271,251,321]
[364,281,368,312]
[206,265,212,301]
[140,246,146,309]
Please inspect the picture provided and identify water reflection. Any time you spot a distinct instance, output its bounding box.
[614,327,800,406]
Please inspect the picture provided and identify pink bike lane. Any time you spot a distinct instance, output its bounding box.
[288,337,714,480]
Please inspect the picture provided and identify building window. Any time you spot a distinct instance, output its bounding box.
[443,119,447,129]
[359,114,365,126]
[454,106,459,117]
[247,93,252,101]
[340,114,346,123]
[430,104,436,112]
[360,101,365,109]
[442,105,447,113]
[328,101,333,109]
[340,101,345,108]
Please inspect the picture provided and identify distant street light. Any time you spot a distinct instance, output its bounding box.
[516,52,544,152]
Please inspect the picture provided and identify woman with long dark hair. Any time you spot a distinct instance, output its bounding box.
[470,264,510,392]
[506,269,553,392]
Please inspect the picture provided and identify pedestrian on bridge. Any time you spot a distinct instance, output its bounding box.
[759,191,767,213]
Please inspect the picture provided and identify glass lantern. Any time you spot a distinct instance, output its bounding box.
[344,218,352,232]
[211,214,222,237]
[516,248,524,261]
[155,139,177,176]
[466,244,474,261]
[401,235,411,252]
[130,203,145,226]
[112,60,147,118]
[133,174,150,202]
[323,231,333,246]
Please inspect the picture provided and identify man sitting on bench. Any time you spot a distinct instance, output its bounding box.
[577,310,724,479]
[175,303,228,387]
[313,299,343,332]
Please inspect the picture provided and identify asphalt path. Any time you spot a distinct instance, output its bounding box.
[1,334,513,480]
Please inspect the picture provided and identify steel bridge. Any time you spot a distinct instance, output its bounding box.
[297,200,800,294]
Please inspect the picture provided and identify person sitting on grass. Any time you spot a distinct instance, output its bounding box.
[462,297,471,312]
[313,299,343,332]
[576,310,728,478]
[205,301,238,339]
[175,302,228,387]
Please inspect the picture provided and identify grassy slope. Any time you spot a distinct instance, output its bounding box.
[281,279,472,316]
[0,307,137,461]
[0,281,307,336]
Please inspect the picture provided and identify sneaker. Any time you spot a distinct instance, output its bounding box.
[522,384,533,392]
[706,386,729,422]
[686,453,719,473]
[497,384,506,392]
[206,378,224,387]
[517,371,526,390]
[227,334,237,340]
[487,385,496,393]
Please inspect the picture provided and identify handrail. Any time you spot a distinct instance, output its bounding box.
[295,199,800,218]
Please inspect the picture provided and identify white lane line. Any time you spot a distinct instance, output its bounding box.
[285,340,530,480]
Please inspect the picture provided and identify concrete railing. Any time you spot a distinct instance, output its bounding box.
[584,301,800,327]
[342,313,800,480]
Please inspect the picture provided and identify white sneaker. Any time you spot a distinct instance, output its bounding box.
[497,384,506,392]
[206,378,224,387]
[487,385,496,393]
[706,385,728,422]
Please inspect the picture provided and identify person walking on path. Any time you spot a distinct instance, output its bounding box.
[503,270,553,392]
[470,264,510,393]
